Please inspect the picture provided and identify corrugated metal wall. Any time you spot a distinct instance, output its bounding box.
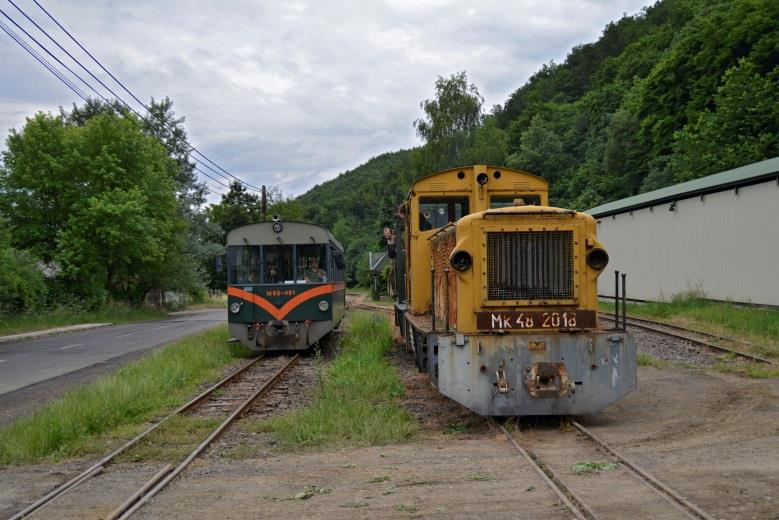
[597,180,779,306]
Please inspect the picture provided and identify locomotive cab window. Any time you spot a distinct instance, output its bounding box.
[490,194,541,208]
[418,197,469,231]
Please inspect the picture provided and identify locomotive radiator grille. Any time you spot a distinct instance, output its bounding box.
[487,231,574,300]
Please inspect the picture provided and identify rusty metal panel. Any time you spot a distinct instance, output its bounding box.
[431,230,457,328]
[435,331,636,416]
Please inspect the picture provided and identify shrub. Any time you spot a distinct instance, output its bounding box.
[0,246,48,313]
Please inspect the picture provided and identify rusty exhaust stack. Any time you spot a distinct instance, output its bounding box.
[614,270,620,330]
[430,267,436,333]
[444,267,450,333]
[622,273,627,331]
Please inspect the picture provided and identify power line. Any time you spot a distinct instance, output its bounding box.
[1,8,118,106]
[6,0,251,192]
[0,17,87,100]
[22,0,263,192]
[1,16,229,197]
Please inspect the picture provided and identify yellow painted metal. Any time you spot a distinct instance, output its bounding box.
[406,165,548,315]
[404,165,606,331]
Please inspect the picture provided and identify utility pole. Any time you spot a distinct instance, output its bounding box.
[261,185,267,221]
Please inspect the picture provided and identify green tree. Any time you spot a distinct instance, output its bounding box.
[413,72,483,172]
[208,181,263,234]
[463,117,508,166]
[670,59,779,181]
[0,220,47,313]
[61,97,215,295]
[1,111,184,306]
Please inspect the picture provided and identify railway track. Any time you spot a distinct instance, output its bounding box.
[10,354,301,520]
[348,302,394,316]
[494,419,716,520]
[601,314,773,364]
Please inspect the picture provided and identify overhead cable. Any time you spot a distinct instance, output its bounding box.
[1,16,228,196]
[21,0,262,192]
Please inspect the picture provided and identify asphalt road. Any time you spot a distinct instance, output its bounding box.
[0,310,225,425]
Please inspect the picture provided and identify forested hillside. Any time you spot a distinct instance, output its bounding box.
[297,0,779,284]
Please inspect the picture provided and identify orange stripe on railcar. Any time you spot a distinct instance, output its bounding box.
[227,283,345,320]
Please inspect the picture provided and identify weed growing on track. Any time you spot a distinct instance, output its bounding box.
[571,461,618,474]
[115,415,222,463]
[251,311,416,449]
[0,325,248,465]
[636,353,670,368]
[713,360,779,379]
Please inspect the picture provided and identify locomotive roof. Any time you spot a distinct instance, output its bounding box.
[408,164,547,197]
[226,221,344,251]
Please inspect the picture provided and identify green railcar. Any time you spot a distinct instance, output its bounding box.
[226,219,345,352]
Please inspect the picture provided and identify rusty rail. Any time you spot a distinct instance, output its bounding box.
[492,420,591,520]
[115,354,301,519]
[571,421,716,520]
[601,315,773,364]
[9,355,266,520]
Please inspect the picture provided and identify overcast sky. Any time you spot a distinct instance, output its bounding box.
[1,0,652,200]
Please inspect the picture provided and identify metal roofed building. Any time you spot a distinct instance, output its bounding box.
[586,157,779,306]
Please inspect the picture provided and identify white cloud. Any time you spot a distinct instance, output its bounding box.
[0,0,653,200]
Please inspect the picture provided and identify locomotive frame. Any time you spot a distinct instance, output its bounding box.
[391,165,636,416]
[225,220,346,353]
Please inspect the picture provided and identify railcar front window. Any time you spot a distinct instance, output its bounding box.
[262,245,293,283]
[418,197,469,231]
[228,246,261,284]
[297,244,327,283]
[490,195,541,208]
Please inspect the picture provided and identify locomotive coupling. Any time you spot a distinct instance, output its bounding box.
[525,363,574,398]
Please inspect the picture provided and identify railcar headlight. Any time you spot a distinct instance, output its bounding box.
[586,248,609,270]
[230,302,242,314]
[451,250,472,272]
[318,300,329,312]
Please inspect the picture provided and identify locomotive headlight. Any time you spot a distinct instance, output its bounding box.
[230,302,242,314]
[318,300,329,312]
[586,248,609,270]
[450,250,472,272]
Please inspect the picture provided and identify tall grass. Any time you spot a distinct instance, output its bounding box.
[0,325,247,465]
[255,312,416,449]
[0,303,167,336]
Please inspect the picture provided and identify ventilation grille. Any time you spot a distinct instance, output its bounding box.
[487,231,574,300]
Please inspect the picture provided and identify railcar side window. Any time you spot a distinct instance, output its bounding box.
[262,245,293,283]
[228,246,261,284]
[297,244,328,283]
[418,197,469,231]
[490,195,541,208]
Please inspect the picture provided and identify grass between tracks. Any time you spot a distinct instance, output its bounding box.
[0,325,248,465]
[249,311,417,450]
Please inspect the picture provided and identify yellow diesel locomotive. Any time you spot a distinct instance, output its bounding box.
[391,165,635,415]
